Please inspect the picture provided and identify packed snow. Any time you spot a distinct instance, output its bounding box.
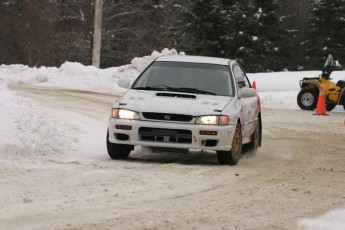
[0,48,344,229]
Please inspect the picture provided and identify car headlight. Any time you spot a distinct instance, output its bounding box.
[111,109,140,120]
[195,115,230,125]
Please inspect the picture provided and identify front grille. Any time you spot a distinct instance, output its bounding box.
[142,112,194,122]
[139,127,192,144]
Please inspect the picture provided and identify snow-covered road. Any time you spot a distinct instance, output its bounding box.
[1,49,345,229]
[1,85,344,230]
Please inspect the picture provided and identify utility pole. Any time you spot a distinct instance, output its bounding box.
[92,0,103,68]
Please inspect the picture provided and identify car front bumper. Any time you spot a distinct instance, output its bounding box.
[108,118,236,151]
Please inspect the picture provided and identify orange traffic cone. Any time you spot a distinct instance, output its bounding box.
[252,81,256,90]
[314,87,328,116]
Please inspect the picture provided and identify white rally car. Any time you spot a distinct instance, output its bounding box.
[107,55,261,165]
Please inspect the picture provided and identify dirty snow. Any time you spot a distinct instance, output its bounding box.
[0,48,345,229]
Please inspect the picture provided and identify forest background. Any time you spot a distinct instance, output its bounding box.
[1,0,344,72]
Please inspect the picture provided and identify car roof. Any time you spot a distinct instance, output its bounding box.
[155,55,232,66]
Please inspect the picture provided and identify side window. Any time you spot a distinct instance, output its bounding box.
[233,65,250,89]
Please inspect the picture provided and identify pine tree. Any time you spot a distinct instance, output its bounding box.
[221,0,286,72]
[151,0,190,50]
[183,0,229,57]
[223,2,263,72]
[279,0,309,70]
[251,0,286,71]
[303,0,345,70]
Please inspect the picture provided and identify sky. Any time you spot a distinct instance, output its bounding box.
[0,48,345,229]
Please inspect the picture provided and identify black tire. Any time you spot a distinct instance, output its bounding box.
[106,131,132,159]
[297,88,318,110]
[341,95,345,110]
[217,123,242,166]
[247,118,261,155]
[326,103,336,112]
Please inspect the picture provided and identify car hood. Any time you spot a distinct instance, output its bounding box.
[117,90,233,115]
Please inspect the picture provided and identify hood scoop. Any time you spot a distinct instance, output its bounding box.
[156,92,196,99]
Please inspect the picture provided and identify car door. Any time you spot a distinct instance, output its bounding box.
[232,64,257,142]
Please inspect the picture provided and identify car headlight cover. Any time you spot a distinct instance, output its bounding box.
[196,115,230,125]
[112,109,140,120]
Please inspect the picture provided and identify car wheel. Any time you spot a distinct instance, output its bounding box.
[297,88,318,110]
[106,130,132,159]
[217,123,242,165]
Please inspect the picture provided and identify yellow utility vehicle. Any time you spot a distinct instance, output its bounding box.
[297,54,345,111]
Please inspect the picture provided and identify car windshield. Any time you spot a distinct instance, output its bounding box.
[132,61,234,96]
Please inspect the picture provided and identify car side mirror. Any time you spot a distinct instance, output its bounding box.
[118,79,131,89]
[238,88,257,98]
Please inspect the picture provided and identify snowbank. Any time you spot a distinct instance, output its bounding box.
[0,48,183,163]
[0,82,77,163]
[248,70,345,92]
[1,48,344,162]
[297,209,345,230]
[1,48,345,109]
[0,48,184,94]
[131,48,183,72]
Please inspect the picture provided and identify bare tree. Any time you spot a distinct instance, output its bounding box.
[0,0,57,66]
[101,0,159,66]
[0,2,19,64]
[0,0,93,66]
[153,0,188,48]
[101,0,190,67]
[0,0,312,69]
[52,0,93,66]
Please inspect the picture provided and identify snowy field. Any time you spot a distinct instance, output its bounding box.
[1,49,345,229]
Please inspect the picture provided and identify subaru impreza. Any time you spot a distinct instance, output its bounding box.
[107,55,261,165]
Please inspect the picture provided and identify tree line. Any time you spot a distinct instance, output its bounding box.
[1,0,345,72]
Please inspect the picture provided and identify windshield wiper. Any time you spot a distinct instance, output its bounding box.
[178,88,217,95]
[133,85,183,92]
